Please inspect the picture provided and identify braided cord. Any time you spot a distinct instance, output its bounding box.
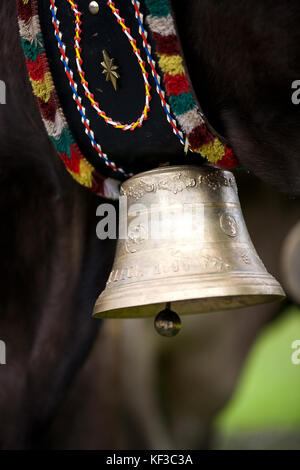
[68,0,152,131]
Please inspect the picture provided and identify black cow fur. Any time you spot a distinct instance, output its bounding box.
[171,0,300,195]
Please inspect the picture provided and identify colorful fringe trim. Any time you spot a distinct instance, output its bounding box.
[17,0,121,199]
[143,0,238,168]
[17,0,238,200]
[49,0,132,177]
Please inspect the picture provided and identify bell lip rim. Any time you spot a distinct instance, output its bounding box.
[93,271,286,319]
[95,271,285,299]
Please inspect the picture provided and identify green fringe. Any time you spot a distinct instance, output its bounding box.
[21,34,45,61]
[145,0,170,17]
[50,127,74,157]
[169,92,196,116]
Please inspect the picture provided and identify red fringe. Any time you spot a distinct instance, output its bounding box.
[92,173,105,195]
[188,125,214,149]
[26,53,46,81]
[164,73,190,96]
[151,33,180,56]
[37,92,57,122]
[217,146,239,169]
[17,0,32,22]
[60,144,81,173]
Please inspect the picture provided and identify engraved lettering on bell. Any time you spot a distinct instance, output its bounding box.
[169,249,231,273]
[107,266,144,285]
[219,212,238,237]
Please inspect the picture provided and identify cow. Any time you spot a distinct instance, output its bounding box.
[0,0,299,449]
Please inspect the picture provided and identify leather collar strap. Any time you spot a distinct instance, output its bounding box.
[17,0,238,199]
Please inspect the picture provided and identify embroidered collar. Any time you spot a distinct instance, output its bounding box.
[17,0,238,199]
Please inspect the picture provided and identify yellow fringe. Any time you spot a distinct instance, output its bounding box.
[158,54,185,76]
[69,159,93,188]
[197,138,225,163]
[30,72,54,103]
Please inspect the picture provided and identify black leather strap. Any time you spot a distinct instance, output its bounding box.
[39,0,204,180]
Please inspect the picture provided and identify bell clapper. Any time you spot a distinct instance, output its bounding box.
[154,304,182,337]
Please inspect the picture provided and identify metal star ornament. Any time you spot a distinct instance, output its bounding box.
[101,50,120,91]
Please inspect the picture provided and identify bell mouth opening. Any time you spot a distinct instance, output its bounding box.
[93,272,285,319]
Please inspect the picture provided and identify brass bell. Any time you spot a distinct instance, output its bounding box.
[93,165,285,320]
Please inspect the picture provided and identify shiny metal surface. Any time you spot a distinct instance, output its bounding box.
[93,165,285,319]
[154,308,182,337]
[88,1,100,15]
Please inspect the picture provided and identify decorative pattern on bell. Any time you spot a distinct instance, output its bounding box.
[93,165,285,319]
